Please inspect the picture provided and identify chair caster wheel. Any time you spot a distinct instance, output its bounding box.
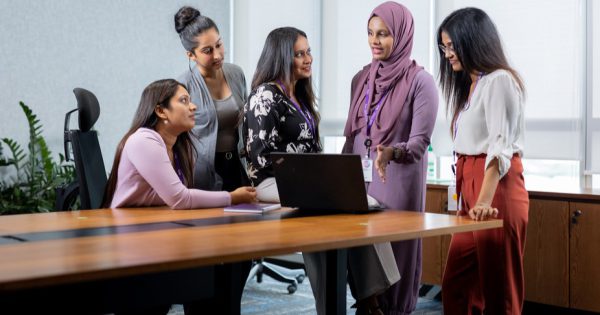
[296,274,305,284]
[287,284,297,294]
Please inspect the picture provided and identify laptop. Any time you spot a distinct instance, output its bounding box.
[271,152,384,213]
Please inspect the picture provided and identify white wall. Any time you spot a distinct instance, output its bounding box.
[233,0,321,93]
[0,0,230,169]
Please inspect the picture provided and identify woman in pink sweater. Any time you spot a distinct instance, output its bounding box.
[103,79,256,210]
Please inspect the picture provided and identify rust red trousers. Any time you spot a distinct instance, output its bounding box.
[442,154,529,315]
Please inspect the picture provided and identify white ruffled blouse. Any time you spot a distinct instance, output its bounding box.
[453,69,525,178]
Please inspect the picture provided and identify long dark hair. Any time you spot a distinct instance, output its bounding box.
[102,79,196,207]
[251,27,320,129]
[437,7,525,134]
[174,6,219,52]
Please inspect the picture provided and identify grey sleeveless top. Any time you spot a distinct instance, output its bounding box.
[214,93,243,152]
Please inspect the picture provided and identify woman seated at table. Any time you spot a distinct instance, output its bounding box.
[102,79,256,315]
[103,78,256,210]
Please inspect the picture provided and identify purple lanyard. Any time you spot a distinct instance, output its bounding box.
[362,86,388,157]
[363,87,388,138]
[173,152,185,184]
[277,81,316,136]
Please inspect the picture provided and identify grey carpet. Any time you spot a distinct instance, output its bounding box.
[167,276,443,314]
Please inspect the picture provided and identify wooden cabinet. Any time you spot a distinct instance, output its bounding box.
[421,186,449,285]
[423,185,600,312]
[523,199,569,307]
[570,202,600,312]
[524,199,600,312]
[421,188,445,285]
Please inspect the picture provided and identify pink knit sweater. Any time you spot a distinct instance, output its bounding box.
[110,128,231,209]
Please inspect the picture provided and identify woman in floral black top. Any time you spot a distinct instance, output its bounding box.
[243,27,321,202]
[244,27,399,315]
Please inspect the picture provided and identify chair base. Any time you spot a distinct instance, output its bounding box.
[248,259,306,294]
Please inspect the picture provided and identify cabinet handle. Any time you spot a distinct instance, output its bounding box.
[571,210,583,224]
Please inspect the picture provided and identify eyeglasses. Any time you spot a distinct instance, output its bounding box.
[438,44,455,54]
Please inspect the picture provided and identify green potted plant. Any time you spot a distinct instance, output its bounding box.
[0,101,75,215]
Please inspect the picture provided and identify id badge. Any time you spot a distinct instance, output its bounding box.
[447,184,458,211]
[362,157,373,182]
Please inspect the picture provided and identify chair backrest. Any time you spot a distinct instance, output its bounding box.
[66,88,107,209]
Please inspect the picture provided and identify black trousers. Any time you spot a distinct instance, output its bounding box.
[214,151,250,191]
[116,262,253,315]
[183,262,253,315]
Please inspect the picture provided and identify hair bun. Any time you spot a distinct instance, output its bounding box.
[175,6,201,34]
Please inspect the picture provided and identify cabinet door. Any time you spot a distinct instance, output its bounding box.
[570,201,600,312]
[421,188,445,285]
[523,199,569,307]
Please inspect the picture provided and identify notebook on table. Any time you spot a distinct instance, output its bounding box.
[224,203,281,213]
[271,152,384,213]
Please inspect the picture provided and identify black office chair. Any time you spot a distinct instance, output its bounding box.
[55,88,107,210]
[248,254,306,294]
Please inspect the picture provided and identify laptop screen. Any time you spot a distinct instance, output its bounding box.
[271,153,374,213]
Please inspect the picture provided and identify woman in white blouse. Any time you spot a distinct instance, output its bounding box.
[437,8,528,315]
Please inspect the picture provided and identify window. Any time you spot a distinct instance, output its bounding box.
[433,0,585,186]
[233,0,321,93]
[588,0,600,181]
[234,0,600,188]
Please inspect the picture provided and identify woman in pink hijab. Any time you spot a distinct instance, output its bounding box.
[343,2,439,313]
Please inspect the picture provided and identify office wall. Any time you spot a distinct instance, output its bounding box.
[0,0,230,169]
[233,0,321,94]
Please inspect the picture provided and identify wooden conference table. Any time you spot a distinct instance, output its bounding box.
[0,207,501,314]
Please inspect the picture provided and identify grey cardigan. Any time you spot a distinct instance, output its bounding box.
[178,63,248,191]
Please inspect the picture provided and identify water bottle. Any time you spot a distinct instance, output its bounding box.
[427,145,437,180]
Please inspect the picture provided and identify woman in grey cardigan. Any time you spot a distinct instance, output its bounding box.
[173,6,251,315]
[175,6,250,192]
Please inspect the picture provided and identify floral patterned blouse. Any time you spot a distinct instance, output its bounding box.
[243,82,322,186]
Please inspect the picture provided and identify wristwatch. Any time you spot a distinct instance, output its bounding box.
[392,147,402,160]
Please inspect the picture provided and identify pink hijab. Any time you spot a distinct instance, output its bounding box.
[344,1,422,145]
